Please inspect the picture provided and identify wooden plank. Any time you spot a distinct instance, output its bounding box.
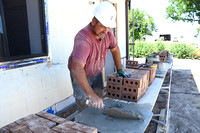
[9,125,32,133]
[15,114,56,132]
[36,111,66,124]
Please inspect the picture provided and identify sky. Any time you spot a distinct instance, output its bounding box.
[131,0,199,40]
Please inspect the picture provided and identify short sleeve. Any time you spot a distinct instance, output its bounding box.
[72,35,90,64]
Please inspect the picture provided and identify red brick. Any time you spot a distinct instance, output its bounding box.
[106,90,121,100]
[121,88,146,102]
[58,120,97,133]
[106,83,122,93]
[126,60,141,69]
[107,73,123,85]
[122,85,141,95]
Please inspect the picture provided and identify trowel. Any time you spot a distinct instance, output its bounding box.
[86,99,144,120]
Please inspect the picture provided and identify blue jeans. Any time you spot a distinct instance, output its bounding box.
[70,72,104,110]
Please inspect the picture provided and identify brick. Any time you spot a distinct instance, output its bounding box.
[15,114,56,131]
[123,69,149,89]
[121,85,142,95]
[107,73,123,85]
[36,111,66,124]
[56,120,97,133]
[121,88,146,102]
[139,65,157,85]
[52,125,81,133]
[9,125,33,133]
[106,83,122,93]
[106,90,121,100]
[126,60,141,69]
[0,128,9,133]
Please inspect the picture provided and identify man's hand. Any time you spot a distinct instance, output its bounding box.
[88,92,104,110]
[116,69,131,78]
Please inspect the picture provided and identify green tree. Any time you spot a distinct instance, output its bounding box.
[195,27,200,37]
[129,8,157,42]
[166,0,200,23]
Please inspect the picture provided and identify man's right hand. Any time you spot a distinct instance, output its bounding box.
[88,93,104,110]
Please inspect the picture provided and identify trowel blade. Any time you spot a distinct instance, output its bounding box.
[102,102,144,120]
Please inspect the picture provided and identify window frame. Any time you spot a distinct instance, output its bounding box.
[0,0,50,70]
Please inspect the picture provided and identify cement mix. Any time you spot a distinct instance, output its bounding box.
[75,99,153,133]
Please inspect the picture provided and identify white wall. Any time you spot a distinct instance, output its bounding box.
[0,0,99,128]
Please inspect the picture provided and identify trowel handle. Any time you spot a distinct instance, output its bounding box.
[86,99,105,108]
[86,99,92,106]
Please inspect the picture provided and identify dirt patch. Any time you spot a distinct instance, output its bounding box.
[144,58,200,133]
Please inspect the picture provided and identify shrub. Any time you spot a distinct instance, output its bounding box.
[156,41,165,53]
[170,43,196,59]
[129,41,197,59]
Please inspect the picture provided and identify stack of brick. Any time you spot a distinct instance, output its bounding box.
[106,68,149,102]
[159,50,169,62]
[126,60,142,69]
[126,60,157,86]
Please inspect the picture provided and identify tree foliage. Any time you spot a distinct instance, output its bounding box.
[129,8,157,42]
[166,0,200,23]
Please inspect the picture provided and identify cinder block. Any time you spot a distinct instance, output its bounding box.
[106,90,121,100]
[106,83,122,93]
[107,73,123,85]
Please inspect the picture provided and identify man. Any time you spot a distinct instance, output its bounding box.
[68,1,130,111]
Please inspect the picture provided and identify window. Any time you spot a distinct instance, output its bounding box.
[0,0,47,62]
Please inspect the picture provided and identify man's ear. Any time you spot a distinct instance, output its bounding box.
[91,17,96,26]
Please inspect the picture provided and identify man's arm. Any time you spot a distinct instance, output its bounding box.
[111,46,131,78]
[71,60,104,110]
[110,46,122,70]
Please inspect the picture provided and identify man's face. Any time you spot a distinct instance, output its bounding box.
[92,18,110,39]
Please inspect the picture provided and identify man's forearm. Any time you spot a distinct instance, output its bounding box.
[71,61,94,98]
[111,46,122,70]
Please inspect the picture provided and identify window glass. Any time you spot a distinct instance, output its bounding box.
[0,15,2,33]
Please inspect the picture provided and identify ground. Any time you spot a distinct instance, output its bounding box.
[143,58,200,133]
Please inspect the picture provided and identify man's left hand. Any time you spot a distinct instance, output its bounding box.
[116,69,131,78]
